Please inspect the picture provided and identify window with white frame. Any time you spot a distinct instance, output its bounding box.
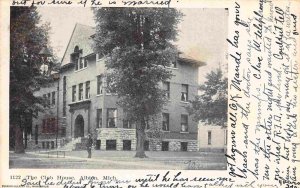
[162,113,169,131]
[85,81,90,99]
[181,115,188,132]
[181,84,188,102]
[163,82,170,99]
[123,110,132,129]
[72,85,76,102]
[97,75,103,95]
[208,131,212,145]
[107,109,117,128]
[78,83,83,101]
[96,109,102,128]
[79,57,84,69]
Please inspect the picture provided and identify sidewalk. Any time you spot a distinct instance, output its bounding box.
[9,150,227,170]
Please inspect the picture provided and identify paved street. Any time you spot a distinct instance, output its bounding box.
[9,150,226,170]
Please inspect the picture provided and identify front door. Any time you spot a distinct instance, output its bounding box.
[74,115,84,138]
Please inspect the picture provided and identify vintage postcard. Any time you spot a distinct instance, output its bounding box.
[0,0,299,187]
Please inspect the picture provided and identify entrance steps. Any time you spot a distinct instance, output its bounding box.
[60,137,88,151]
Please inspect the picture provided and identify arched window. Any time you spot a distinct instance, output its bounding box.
[74,46,79,53]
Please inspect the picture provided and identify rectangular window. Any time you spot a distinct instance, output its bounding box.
[162,113,169,131]
[123,140,131,150]
[74,56,79,70]
[181,142,188,151]
[123,110,132,129]
[47,93,51,106]
[106,140,116,150]
[78,83,83,101]
[163,82,170,99]
[123,120,132,129]
[162,141,169,151]
[208,131,212,145]
[84,58,88,68]
[181,84,188,102]
[85,81,90,99]
[72,85,76,102]
[97,75,103,95]
[181,115,188,132]
[107,109,117,128]
[51,91,55,105]
[96,109,102,128]
[79,57,84,69]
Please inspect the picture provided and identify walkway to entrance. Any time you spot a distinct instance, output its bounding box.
[74,115,84,138]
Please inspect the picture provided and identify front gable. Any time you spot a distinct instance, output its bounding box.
[61,23,95,67]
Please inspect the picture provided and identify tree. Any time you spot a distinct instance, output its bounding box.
[10,7,51,153]
[187,69,228,126]
[93,8,182,157]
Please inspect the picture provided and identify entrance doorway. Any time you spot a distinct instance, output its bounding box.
[74,115,84,138]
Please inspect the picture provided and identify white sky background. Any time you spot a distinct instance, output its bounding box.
[37,7,228,83]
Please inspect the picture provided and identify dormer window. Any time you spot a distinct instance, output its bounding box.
[71,46,87,71]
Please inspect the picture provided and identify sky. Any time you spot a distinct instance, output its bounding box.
[37,8,228,83]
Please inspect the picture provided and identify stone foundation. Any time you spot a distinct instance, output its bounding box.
[148,139,198,152]
[96,128,136,150]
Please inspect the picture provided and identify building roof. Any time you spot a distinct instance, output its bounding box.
[61,23,205,67]
[61,23,95,66]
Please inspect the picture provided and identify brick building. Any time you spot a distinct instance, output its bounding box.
[29,23,205,151]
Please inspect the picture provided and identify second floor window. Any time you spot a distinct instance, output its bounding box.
[51,91,55,105]
[78,83,83,101]
[123,120,132,129]
[163,82,170,99]
[123,110,132,129]
[85,81,90,99]
[72,85,76,102]
[97,75,103,95]
[162,113,169,131]
[181,115,188,132]
[96,109,102,128]
[208,131,212,145]
[107,108,117,128]
[181,84,188,102]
